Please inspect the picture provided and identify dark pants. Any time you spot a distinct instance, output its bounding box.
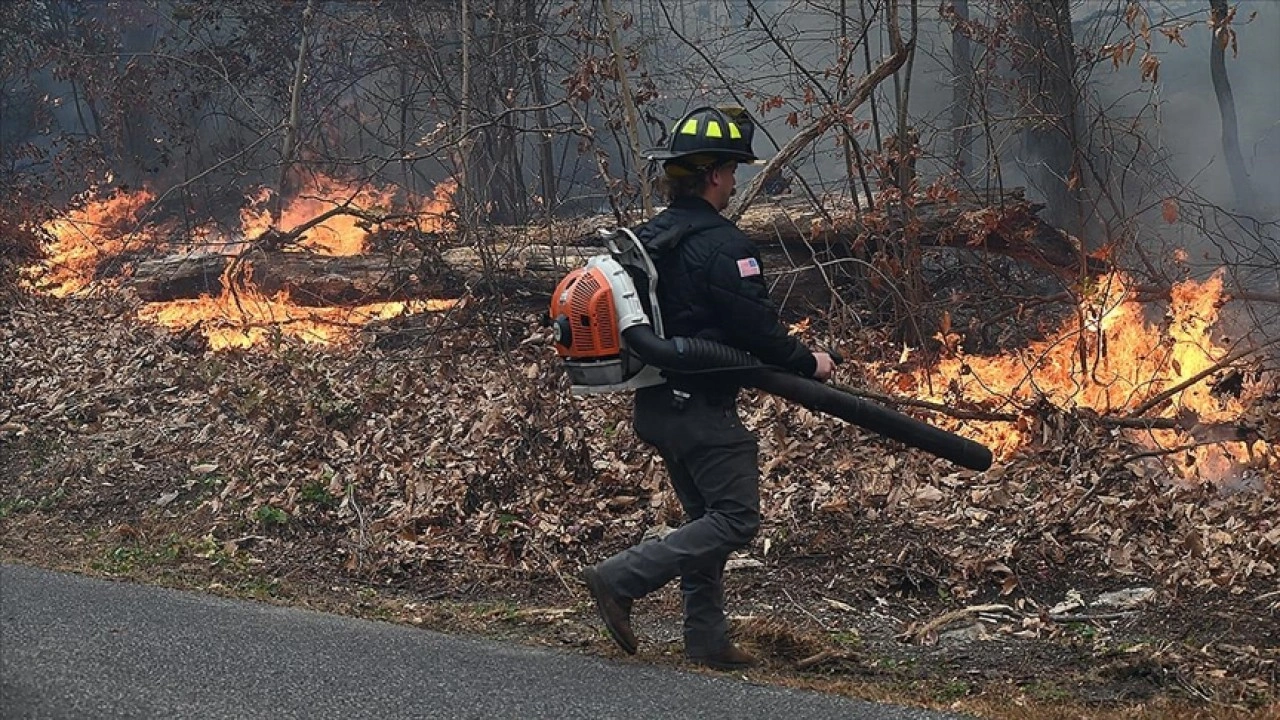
[594,385,761,656]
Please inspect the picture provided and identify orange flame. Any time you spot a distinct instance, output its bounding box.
[238,176,458,256]
[24,187,156,297]
[137,260,457,351]
[884,271,1270,481]
[27,175,458,349]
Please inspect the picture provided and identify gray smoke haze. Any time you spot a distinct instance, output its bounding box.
[643,1,1276,212]
[4,2,1275,239]
[632,1,1276,290]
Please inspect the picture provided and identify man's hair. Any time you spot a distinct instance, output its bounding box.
[658,154,726,203]
[658,168,711,203]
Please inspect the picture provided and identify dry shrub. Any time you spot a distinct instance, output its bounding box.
[0,209,44,294]
[732,615,831,663]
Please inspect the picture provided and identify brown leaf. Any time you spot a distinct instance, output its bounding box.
[1162,198,1179,224]
[819,497,849,514]
[1139,52,1160,84]
[1000,575,1019,596]
[912,485,944,506]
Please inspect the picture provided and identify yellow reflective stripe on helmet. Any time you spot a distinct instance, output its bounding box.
[679,118,699,135]
[728,122,741,139]
[704,121,723,138]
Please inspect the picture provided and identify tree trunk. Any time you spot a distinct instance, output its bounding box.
[1208,0,1256,214]
[524,1,558,215]
[456,0,474,225]
[275,0,315,223]
[950,0,977,176]
[1015,0,1084,240]
[602,0,653,216]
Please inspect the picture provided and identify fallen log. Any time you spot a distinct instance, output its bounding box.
[487,188,1103,278]
[438,243,599,277]
[245,250,452,306]
[129,249,457,306]
[127,243,595,304]
[124,190,1097,303]
[733,188,1107,278]
[129,253,226,300]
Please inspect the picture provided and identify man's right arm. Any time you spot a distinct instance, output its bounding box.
[811,352,836,381]
[703,240,820,378]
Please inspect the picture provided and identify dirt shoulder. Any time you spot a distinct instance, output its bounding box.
[2,296,1278,719]
[2,513,1275,720]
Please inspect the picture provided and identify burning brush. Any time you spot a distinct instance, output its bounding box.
[877,270,1278,483]
[22,176,459,350]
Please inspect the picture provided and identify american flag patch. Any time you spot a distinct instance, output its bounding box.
[737,257,761,278]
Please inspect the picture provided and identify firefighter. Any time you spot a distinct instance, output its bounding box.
[582,106,836,670]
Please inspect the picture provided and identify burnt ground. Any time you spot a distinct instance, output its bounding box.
[2,294,1279,720]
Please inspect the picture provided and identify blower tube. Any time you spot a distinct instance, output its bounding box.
[621,326,993,472]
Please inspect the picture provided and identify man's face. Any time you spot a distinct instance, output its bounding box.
[708,161,739,210]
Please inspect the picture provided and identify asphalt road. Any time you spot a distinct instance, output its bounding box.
[1,564,971,720]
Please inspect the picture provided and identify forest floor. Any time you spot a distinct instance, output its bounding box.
[2,293,1278,720]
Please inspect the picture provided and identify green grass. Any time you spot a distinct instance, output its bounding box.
[254,505,289,527]
[1025,680,1072,703]
[0,485,66,517]
[934,678,971,703]
[298,481,337,507]
[829,630,863,649]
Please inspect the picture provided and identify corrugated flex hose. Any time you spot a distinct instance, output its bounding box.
[622,327,993,471]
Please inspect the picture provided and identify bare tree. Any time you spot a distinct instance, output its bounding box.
[275,0,315,223]
[1208,0,1257,214]
[1013,0,1085,239]
[948,0,977,177]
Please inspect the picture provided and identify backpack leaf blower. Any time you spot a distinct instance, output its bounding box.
[548,229,993,472]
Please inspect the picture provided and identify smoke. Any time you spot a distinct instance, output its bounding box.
[4,2,1276,236]
[1086,0,1278,217]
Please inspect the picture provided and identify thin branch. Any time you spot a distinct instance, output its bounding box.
[829,381,1019,422]
[901,604,1018,644]
[1126,335,1280,418]
[728,1,911,221]
[276,0,316,222]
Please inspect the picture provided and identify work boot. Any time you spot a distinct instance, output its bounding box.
[687,643,758,671]
[582,566,637,655]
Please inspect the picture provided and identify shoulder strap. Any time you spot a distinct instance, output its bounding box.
[601,227,664,338]
[645,216,724,258]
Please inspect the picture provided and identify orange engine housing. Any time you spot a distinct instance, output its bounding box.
[549,265,620,360]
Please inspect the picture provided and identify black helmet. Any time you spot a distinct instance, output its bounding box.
[642,106,763,172]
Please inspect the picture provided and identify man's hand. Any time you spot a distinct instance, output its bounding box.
[812,352,837,381]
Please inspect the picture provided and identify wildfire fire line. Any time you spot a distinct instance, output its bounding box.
[20,181,1274,481]
[21,176,460,350]
[880,271,1274,483]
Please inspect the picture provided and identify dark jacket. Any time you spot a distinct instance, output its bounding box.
[633,196,817,397]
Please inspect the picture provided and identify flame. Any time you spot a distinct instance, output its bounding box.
[885,271,1270,481]
[238,176,394,255]
[23,187,156,296]
[137,260,458,351]
[238,176,458,256]
[27,174,458,349]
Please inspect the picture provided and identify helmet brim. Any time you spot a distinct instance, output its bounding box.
[642,147,762,165]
